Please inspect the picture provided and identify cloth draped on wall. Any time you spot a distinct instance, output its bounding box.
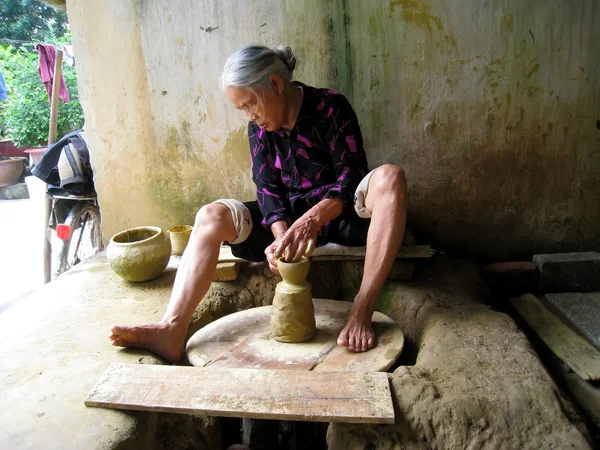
[36,44,70,103]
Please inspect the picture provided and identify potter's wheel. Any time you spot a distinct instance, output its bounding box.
[186,299,404,372]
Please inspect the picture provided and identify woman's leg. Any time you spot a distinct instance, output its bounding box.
[110,203,238,362]
[337,164,408,352]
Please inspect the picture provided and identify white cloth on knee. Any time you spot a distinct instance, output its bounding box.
[212,199,253,244]
[353,168,379,219]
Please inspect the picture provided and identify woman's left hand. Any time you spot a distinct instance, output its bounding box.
[274,214,319,262]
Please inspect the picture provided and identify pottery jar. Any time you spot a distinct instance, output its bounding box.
[107,226,171,282]
[270,256,316,343]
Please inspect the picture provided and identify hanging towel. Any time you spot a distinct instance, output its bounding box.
[0,71,7,101]
[36,44,70,103]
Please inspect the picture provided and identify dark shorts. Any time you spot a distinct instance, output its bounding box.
[226,201,371,262]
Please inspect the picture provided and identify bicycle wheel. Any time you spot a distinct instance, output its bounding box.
[56,202,103,276]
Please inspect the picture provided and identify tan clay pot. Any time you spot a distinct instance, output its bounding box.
[270,256,316,343]
[168,225,193,255]
[107,226,171,282]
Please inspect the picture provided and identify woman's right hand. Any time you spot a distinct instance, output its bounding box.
[266,220,290,275]
[265,234,284,275]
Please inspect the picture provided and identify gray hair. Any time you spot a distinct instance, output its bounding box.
[221,44,297,91]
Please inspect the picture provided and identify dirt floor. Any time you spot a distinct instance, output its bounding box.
[0,254,595,449]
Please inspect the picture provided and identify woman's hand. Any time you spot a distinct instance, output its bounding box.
[264,216,317,275]
[274,214,319,263]
[265,233,285,275]
[264,198,343,272]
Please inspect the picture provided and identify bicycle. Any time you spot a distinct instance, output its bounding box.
[34,129,103,279]
[49,191,103,278]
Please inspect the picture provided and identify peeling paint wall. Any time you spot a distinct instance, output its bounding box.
[67,0,600,259]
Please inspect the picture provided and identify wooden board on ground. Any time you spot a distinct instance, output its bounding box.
[186,299,404,373]
[218,244,432,263]
[311,244,432,261]
[85,363,395,424]
[511,294,600,380]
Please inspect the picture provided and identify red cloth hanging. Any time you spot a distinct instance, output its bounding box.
[36,44,70,103]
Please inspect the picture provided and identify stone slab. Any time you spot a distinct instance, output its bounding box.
[533,252,600,293]
[0,182,29,200]
[543,292,600,351]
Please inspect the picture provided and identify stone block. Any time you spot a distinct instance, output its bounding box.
[213,262,241,281]
[543,292,600,351]
[534,252,600,293]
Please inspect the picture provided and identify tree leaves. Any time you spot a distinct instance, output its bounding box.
[0,0,68,45]
[0,46,84,147]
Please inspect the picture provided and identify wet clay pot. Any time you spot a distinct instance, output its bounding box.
[107,226,171,282]
[270,256,316,343]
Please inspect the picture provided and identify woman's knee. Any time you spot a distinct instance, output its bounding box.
[194,203,231,230]
[372,164,407,197]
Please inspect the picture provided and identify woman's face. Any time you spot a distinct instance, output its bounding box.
[226,75,286,132]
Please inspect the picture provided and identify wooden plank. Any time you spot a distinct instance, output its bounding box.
[311,245,431,261]
[85,364,395,424]
[218,244,432,263]
[511,294,600,380]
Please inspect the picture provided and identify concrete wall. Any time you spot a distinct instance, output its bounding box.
[67,0,600,260]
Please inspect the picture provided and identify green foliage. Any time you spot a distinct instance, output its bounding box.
[0,45,84,148]
[0,2,82,147]
[0,0,68,45]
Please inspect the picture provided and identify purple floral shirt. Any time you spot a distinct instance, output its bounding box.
[249,82,370,229]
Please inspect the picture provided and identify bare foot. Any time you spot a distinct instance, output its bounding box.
[337,310,375,353]
[109,321,186,363]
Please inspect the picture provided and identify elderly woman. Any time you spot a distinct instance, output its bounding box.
[110,45,407,362]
